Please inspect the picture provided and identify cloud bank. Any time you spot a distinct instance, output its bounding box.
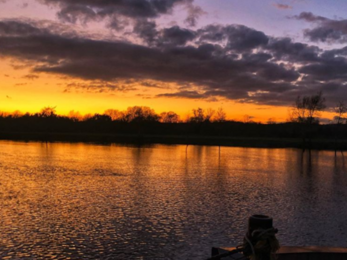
[0,4,347,107]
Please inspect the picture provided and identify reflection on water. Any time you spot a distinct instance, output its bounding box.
[1,141,347,259]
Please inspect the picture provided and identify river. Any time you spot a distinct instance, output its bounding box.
[0,141,347,259]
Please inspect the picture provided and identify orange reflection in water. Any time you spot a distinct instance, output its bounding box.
[0,141,346,259]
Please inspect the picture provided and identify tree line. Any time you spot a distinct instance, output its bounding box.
[2,92,346,125]
[0,106,227,124]
[0,93,347,143]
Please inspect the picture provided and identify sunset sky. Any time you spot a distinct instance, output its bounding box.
[1,0,347,122]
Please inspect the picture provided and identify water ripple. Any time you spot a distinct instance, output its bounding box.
[0,141,346,259]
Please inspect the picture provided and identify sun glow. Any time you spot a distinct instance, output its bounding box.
[0,64,336,123]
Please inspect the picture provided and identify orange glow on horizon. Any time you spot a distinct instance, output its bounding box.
[0,61,336,124]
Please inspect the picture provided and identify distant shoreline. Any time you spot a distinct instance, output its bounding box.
[1,132,346,151]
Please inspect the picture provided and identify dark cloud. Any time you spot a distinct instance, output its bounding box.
[1,19,347,107]
[198,24,269,51]
[241,53,272,63]
[134,22,196,47]
[294,12,347,43]
[256,63,299,82]
[38,0,206,33]
[23,74,39,80]
[157,90,207,99]
[273,4,292,10]
[161,26,196,46]
[266,37,320,62]
[294,12,327,23]
[38,0,194,24]
[133,20,158,45]
[65,81,137,93]
[304,26,347,43]
[56,4,99,24]
[300,58,347,81]
[320,46,347,59]
[0,20,43,36]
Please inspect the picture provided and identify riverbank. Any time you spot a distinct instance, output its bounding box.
[1,132,346,150]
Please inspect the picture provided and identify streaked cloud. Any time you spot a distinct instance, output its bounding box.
[273,3,292,10]
[23,74,40,80]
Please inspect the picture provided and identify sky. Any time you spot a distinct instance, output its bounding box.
[1,0,347,122]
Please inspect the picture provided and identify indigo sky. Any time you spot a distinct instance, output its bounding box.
[0,0,346,122]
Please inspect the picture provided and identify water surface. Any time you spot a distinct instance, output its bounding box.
[1,141,347,259]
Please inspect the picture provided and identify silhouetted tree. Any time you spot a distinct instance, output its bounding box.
[290,91,326,124]
[160,111,180,123]
[290,92,326,150]
[189,107,215,123]
[334,101,347,124]
[39,106,57,118]
[204,108,215,123]
[214,107,226,122]
[190,108,205,123]
[243,115,254,123]
[267,118,275,124]
[11,110,23,118]
[104,109,124,121]
[83,113,93,121]
[88,114,112,122]
[333,101,347,154]
[124,106,159,122]
[68,110,82,122]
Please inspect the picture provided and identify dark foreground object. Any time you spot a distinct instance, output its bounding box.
[212,246,347,260]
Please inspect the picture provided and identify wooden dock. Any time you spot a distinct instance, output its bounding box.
[212,246,347,260]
